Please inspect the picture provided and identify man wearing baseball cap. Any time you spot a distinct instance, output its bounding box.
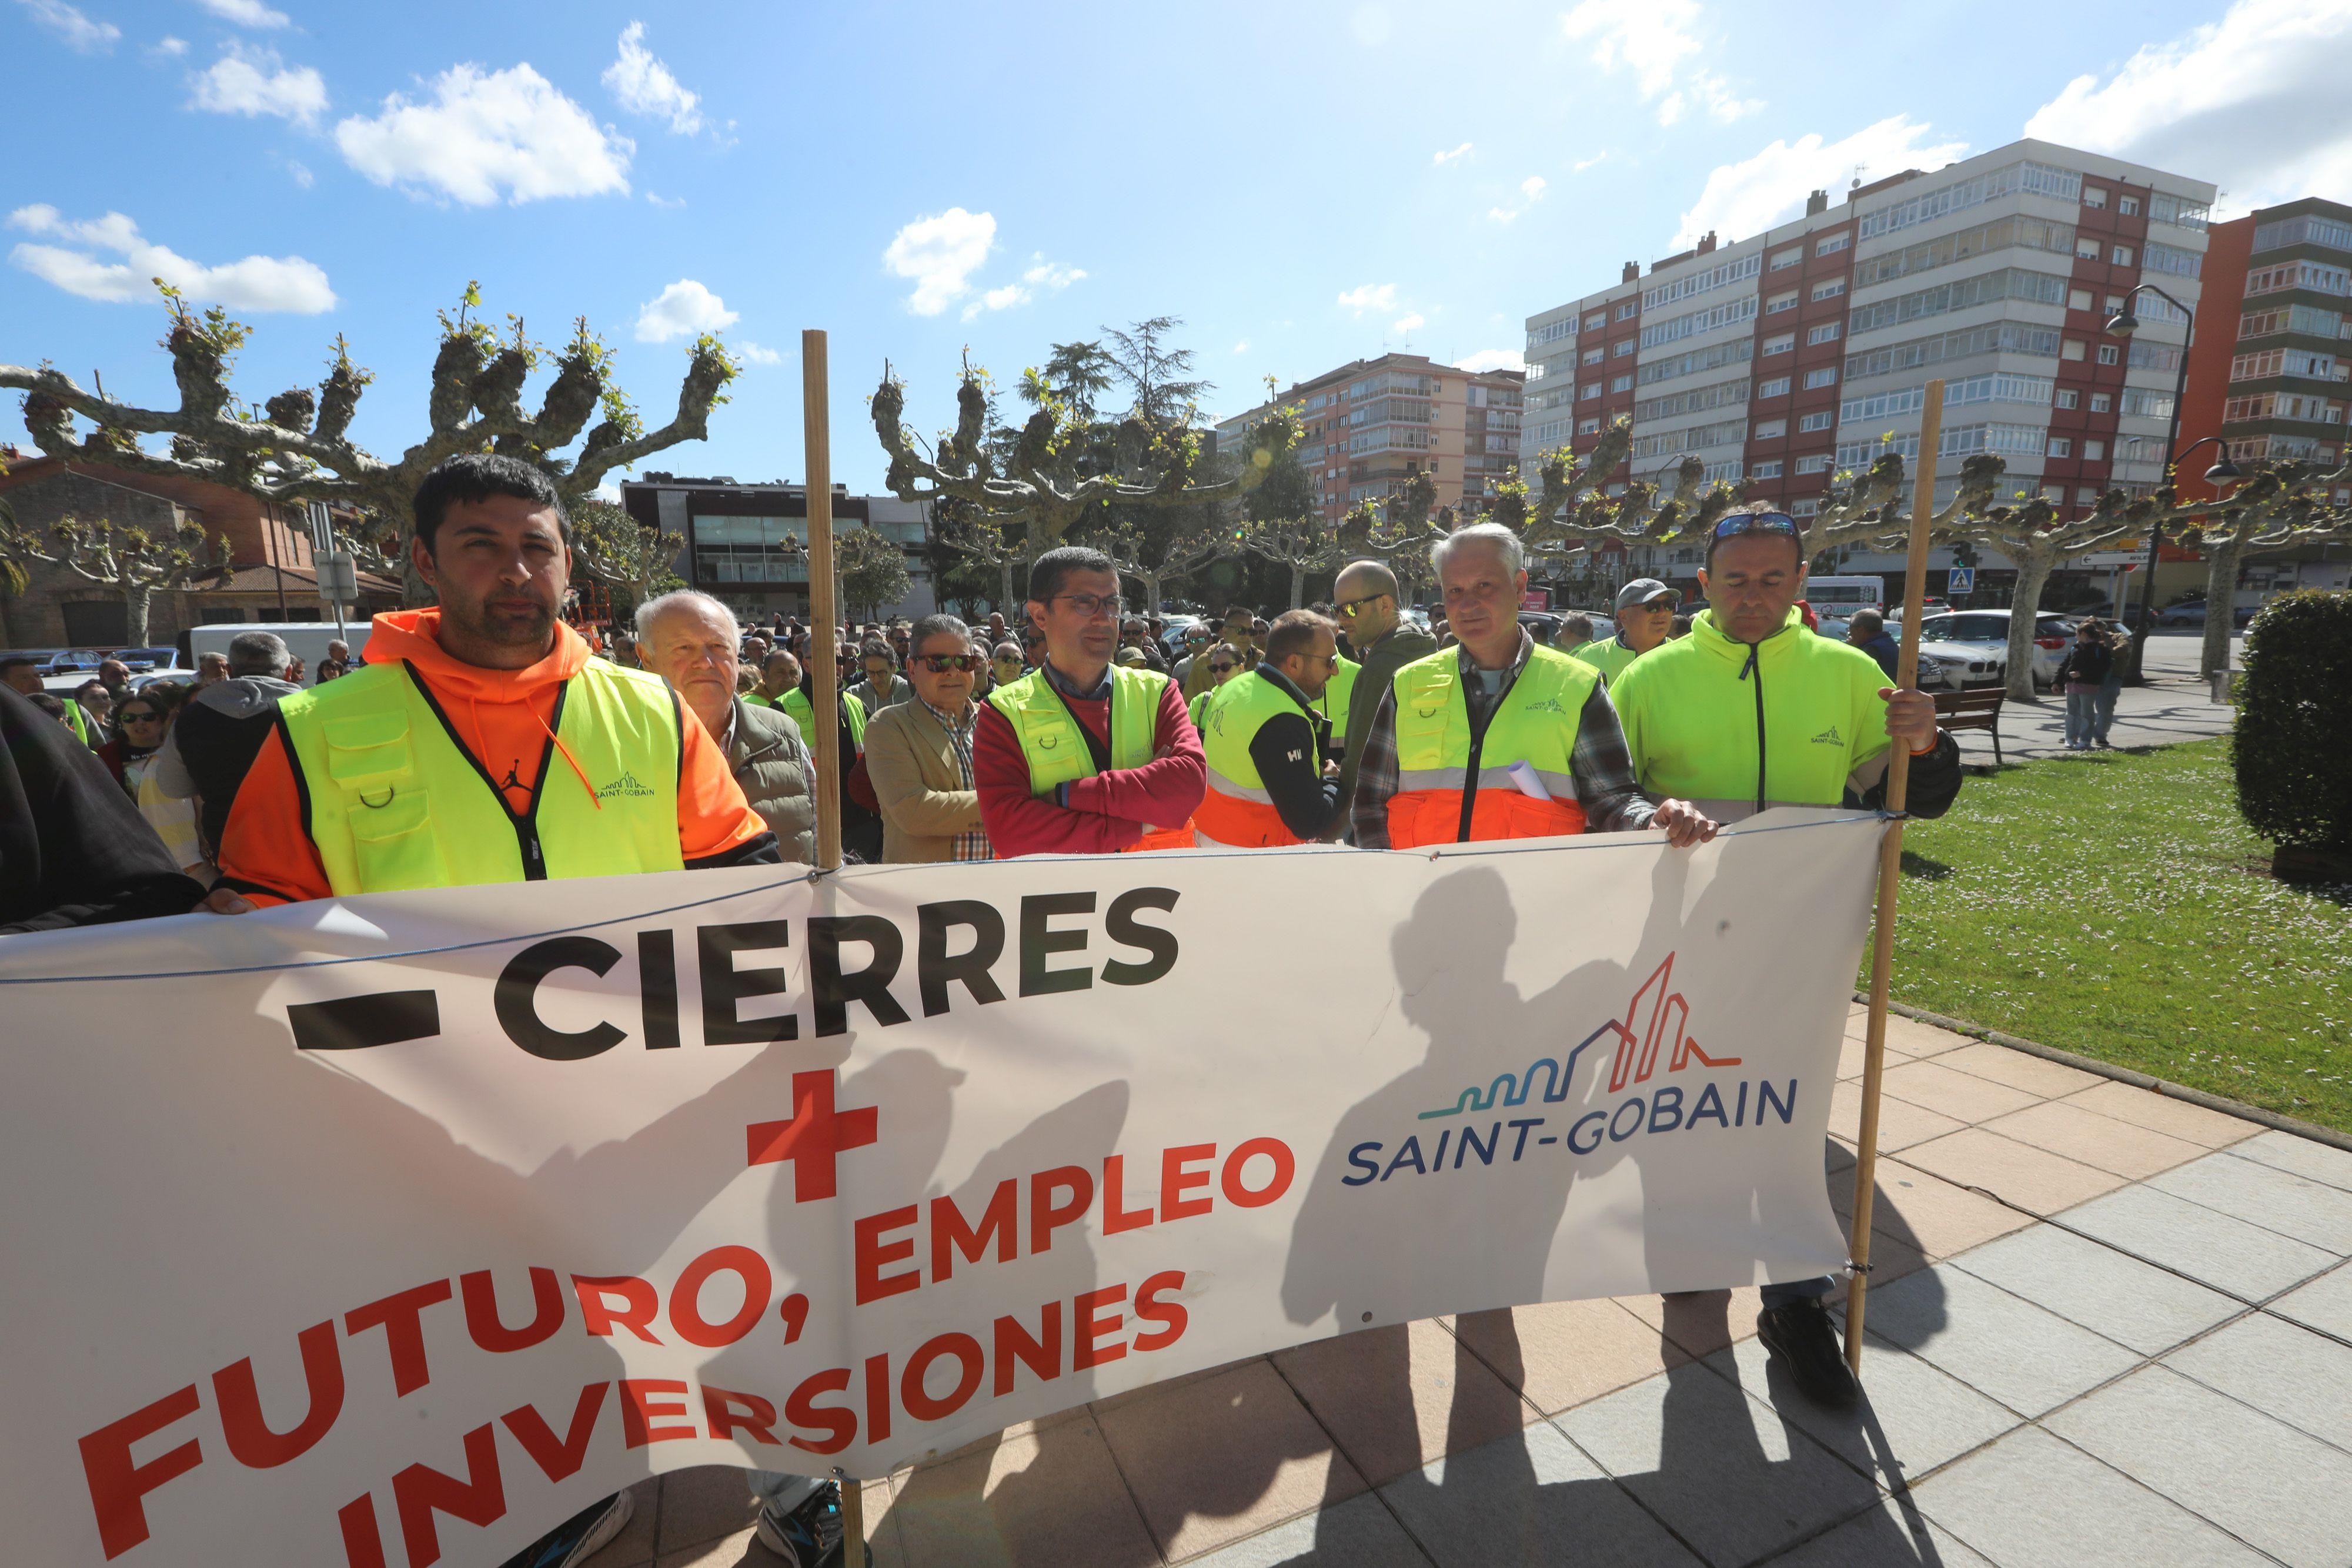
[1573,579,1680,687]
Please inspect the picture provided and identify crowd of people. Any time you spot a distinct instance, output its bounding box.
[2,452,1970,1568]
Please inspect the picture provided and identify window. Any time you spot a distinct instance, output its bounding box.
[2048,436,2073,458]
[1853,215,2078,289]
[1763,333,1795,355]
[1843,320,2064,383]
[2083,186,2108,209]
[2097,343,2120,365]
[1847,267,2071,335]
[2142,242,2201,279]
[1798,410,1835,432]
[1641,295,1759,349]
[1582,347,1604,366]
[1585,312,1606,331]
[1857,160,2082,239]
[1802,366,1838,389]
[1530,318,1576,348]
[2076,238,2102,260]
[1617,300,1639,320]
[1810,279,1847,302]
[2119,195,2140,216]
[2079,486,2101,503]
[2089,393,2112,413]
[1750,459,1783,478]
[2104,295,2124,313]
[1753,418,1786,439]
[1610,374,1633,393]
[1791,497,1822,517]
[1795,454,1833,474]
[2254,212,2352,252]
[1773,248,1802,270]
[2069,289,2093,312]
[1578,416,1600,434]
[1816,233,1850,256]
[1639,336,1754,388]
[2111,245,2135,267]
[1642,252,1763,310]
[2055,388,2080,409]
[1582,382,1601,400]
[1807,322,1842,346]
[1613,339,1635,357]
[1766,290,1799,314]
[1757,375,1791,397]
[2063,339,2087,361]
[2084,440,2106,460]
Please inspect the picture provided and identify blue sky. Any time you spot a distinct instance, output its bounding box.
[7,0,2348,496]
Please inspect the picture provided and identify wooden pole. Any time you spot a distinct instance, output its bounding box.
[801,329,843,875]
[1843,376,1943,1375]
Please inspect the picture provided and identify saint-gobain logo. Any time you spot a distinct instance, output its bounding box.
[597,771,656,800]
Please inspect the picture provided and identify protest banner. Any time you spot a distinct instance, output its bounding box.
[0,810,1882,1566]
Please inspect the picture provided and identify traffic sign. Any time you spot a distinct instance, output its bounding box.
[1946,566,1976,594]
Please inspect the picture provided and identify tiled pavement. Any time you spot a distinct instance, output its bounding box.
[591,1005,2352,1568]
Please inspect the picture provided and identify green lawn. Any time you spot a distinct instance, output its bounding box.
[1881,737,2352,1135]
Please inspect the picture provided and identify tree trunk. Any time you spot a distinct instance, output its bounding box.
[122,583,152,646]
[2199,532,2243,680]
[1000,557,1016,616]
[1141,577,1162,616]
[1288,568,1305,610]
[2003,545,2058,701]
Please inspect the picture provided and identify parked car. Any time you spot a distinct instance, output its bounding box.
[1891,610,2076,688]
[2153,600,2209,627]
[40,648,106,675]
[112,646,182,671]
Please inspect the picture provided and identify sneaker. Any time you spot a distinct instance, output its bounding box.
[1756,1298,1860,1407]
[502,1489,635,1568]
[756,1480,844,1567]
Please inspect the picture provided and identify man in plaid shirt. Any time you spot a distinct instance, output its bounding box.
[1350,524,1715,850]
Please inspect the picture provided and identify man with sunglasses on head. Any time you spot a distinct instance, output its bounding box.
[1330,559,1438,819]
[1575,579,1680,687]
[864,614,992,862]
[1608,500,1962,1410]
[1196,609,1348,847]
[974,546,1205,858]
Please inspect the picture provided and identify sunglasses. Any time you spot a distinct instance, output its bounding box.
[916,654,985,673]
[1712,511,1802,542]
[1209,660,1239,673]
[119,710,161,724]
[1335,591,1388,618]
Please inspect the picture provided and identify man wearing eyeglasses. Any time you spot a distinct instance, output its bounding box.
[1196,609,1347,847]
[1609,500,1963,1409]
[864,613,993,862]
[1171,623,1216,691]
[1574,579,1680,687]
[1330,559,1437,818]
[974,546,1206,857]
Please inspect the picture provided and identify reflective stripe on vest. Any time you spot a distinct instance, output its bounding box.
[985,665,1190,851]
[1387,645,1596,847]
[277,658,685,894]
[1571,637,1643,688]
[1196,670,1314,848]
[780,688,866,748]
[1312,653,1360,750]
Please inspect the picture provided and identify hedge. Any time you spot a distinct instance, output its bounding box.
[2233,589,2352,854]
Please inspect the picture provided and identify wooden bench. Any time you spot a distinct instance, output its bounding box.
[1933,688,2007,765]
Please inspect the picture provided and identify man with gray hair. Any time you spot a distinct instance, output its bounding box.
[1349,522,1712,851]
[636,590,815,864]
[148,630,301,864]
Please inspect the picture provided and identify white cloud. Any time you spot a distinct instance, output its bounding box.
[1337,283,1398,316]
[194,0,289,26]
[1433,141,1473,166]
[884,207,994,316]
[2023,0,2352,219]
[1521,175,1548,201]
[153,35,188,55]
[645,190,686,210]
[287,159,312,187]
[1022,253,1085,289]
[336,64,632,206]
[19,0,119,51]
[961,283,1028,322]
[6,203,335,312]
[1671,115,1966,248]
[190,46,326,126]
[1393,313,1424,335]
[633,278,737,342]
[1488,206,1519,223]
[602,21,702,135]
[1232,340,1250,354]
[737,341,784,366]
[1572,151,1609,172]
[1457,349,1525,374]
[1559,0,1758,126]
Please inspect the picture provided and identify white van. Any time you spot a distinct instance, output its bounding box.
[1803,576,1886,614]
[186,621,373,687]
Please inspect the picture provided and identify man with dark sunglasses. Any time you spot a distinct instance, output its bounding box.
[1609,500,1963,1409]
[864,614,992,862]
[1330,559,1437,822]
[1575,579,1679,687]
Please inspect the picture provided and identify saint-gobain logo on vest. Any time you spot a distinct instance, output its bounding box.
[1336,952,1803,1185]
[597,771,656,800]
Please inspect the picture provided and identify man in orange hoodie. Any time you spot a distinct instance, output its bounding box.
[208,456,777,912]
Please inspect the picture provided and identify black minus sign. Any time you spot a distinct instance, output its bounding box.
[1539,1136,1558,1145]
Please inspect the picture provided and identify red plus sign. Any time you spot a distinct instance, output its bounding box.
[747,1069,879,1202]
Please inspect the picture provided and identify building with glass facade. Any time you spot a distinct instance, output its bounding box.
[619,474,935,622]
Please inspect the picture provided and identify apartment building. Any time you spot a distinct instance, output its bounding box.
[2181,198,2352,492]
[1521,139,2216,601]
[1215,353,1526,525]
[620,474,936,621]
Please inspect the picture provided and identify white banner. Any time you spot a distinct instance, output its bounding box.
[0,810,1883,1567]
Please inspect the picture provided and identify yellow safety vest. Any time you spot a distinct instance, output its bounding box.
[779,687,866,748]
[1312,653,1360,752]
[1387,645,1597,847]
[985,664,1191,850]
[1609,607,1893,821]
[276,658,685,894]
[1196,670,1318,848]
[1571,636,1645,687]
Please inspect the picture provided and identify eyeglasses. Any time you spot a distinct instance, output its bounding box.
[1334,591,1389,618]
[119,710,160,724]
[1712,511,1802,543]
[1209,660,1239,673]
[917,654,985,673]
[1053,593,1125,619]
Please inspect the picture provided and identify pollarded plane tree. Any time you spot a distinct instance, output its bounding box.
[0,493,231,646]
[2,280,739,607]
[568,497,687,620]
[1944,483,2174,700]
[2168,459,2352,677]
[1089,516,1228,617]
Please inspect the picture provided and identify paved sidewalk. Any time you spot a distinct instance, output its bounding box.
[591,1005,2352,1568]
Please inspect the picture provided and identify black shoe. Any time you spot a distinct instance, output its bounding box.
[756,1480,844,1568]
[501,1489,635,1568]
[1757,1298,1860,1407]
